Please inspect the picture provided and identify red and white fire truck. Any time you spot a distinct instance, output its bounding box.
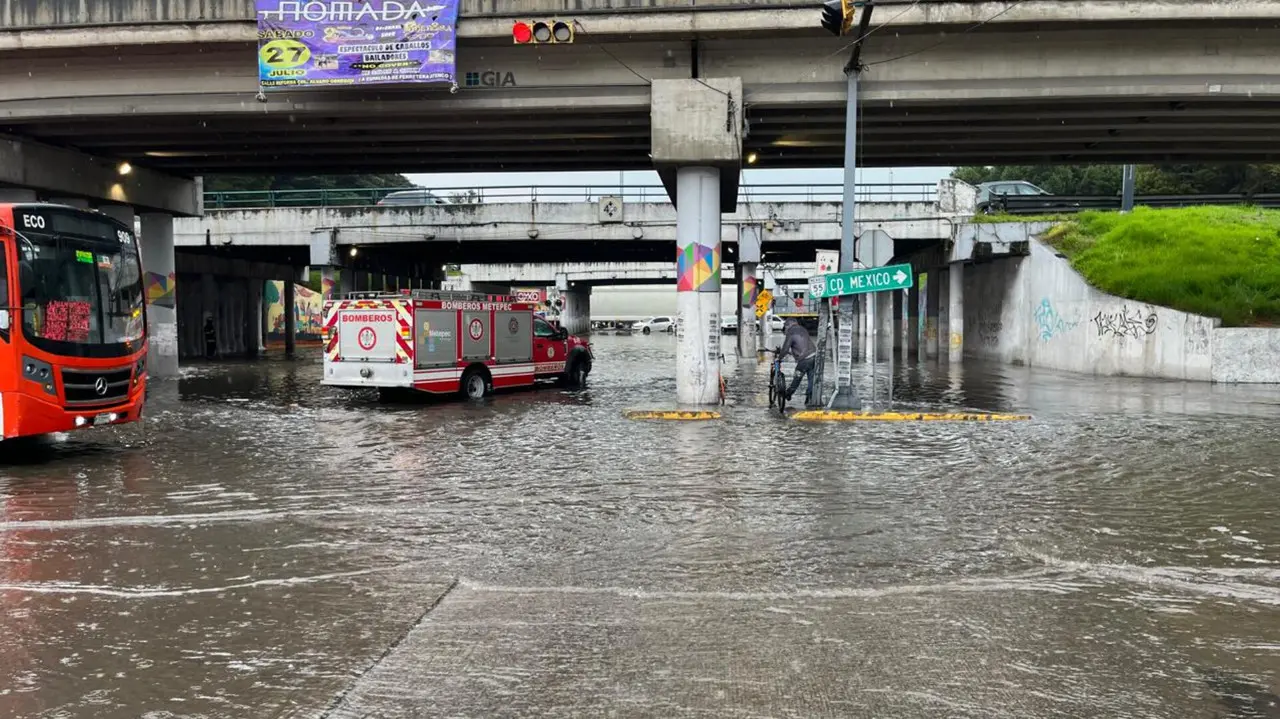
[321,289,593,399]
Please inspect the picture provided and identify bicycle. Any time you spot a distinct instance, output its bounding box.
[767,347,787,413]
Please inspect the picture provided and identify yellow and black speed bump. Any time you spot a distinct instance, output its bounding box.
[623,409,723,421]
[790,410,1031,422]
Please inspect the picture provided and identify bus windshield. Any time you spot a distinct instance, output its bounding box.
[17,231,145,358]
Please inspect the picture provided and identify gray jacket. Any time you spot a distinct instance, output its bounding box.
[777,321,817,362]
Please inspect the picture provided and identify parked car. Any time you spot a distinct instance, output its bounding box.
[721,315,738,334]
[377,189,448,206]
[974,180,1051,214]
[633,316,676,334]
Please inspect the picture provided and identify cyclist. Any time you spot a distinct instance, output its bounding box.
[775,317,818,406]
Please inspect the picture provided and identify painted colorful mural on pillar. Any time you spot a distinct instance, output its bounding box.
[145,272,176,310]
[677,236,720,292]
[740,275,758,308]
[321,275,337,301]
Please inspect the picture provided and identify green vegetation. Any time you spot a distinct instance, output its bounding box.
[952,163,1280,195]
[203,174,414,193]
[1040,206,1280,327]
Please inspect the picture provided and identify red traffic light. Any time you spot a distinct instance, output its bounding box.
[512,21,532,44]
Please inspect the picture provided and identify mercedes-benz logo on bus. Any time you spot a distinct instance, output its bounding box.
[94,377,109,396]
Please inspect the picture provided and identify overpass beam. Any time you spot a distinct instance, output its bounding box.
[139,213,179,377]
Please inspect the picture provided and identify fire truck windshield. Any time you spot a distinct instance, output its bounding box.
[16,229,145,358]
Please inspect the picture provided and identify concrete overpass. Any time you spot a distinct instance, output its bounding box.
[463,261,817,287]
[171,183,962,269]
[3,0,1280,175]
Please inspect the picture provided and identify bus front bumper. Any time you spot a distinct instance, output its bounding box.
[4,385,146,440]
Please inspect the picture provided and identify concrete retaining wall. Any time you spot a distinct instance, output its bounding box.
[961,230,1280,383]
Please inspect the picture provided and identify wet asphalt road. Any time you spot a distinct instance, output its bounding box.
[0,334,1277,718]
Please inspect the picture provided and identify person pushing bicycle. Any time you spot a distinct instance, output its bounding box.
[775,317,818,406]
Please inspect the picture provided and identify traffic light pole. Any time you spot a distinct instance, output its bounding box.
[829,3,872,410]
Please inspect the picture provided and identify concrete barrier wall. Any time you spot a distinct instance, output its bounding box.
[962,236,1229,382]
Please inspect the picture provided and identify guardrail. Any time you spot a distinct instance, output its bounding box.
[992,193,1280,215]
[202,183,938,210]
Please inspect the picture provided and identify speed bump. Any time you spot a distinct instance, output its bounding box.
[790,410,1031,422]
[623,409,722,421]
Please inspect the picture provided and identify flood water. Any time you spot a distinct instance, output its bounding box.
[1,334,1277,718]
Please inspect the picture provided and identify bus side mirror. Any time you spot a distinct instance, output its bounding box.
[0,309,10,331]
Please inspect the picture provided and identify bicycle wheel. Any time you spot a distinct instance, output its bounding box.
[774,370,788,413]
[767,368,777,408]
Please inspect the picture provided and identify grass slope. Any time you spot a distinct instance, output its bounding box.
[1037,207,1280,327]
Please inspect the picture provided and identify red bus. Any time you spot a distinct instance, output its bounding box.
[0,203,148,440]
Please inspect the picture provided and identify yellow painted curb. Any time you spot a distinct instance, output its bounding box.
[790,410,1032,422]
[623,409,723,421]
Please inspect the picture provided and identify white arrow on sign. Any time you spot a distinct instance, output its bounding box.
[893,269,908,285]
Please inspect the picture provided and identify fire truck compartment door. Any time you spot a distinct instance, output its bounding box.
[461,311,490,360]
[494,311,533,363]
[338,308,399,362]
[414,309,457,369]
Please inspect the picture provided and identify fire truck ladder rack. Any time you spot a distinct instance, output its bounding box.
[339,289,517,303]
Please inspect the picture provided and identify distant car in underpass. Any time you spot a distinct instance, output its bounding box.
[633,316,676,334]
[376,189,448,207]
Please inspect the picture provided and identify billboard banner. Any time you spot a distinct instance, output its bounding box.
[255,1,459,90]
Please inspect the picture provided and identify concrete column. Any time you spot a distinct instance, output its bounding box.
[937,269,950,361]
[737,262,758,358]
[948,262,965,363]
[892,289,905,359]
[560,287,591,335]
[925,271,941,359]
[675,166,722,405]
[0,189,38,202]
[859,296,870,363]
[258,282,268,352]
[251,280,264,356]
[283,281,297,357]
[139,213,178,377]
[321,267,343,300]
[876,291,893,362]
[907,281,921,358]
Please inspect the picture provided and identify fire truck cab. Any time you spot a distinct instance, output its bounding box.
[322,289,593,400]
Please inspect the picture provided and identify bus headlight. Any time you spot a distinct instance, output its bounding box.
[22,356,56,396]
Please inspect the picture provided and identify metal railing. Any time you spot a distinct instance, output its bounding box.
[992,193,1280,215]
[202,183,938,210]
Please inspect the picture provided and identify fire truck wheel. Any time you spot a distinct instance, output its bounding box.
[461,367,491,400]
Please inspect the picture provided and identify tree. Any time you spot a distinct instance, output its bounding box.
[448,188,483,204]
[203,174,415,193]
[950,164,1280,195]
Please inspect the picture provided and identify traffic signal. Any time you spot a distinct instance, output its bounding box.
[512,20,574,44]
[820,0,857,36]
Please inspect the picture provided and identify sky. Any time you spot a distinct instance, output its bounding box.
[405,166,954,192]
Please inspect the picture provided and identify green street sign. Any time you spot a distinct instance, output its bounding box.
[808,263,914,299]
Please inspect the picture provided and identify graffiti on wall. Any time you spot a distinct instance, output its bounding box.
[1093,306,1158,339]
[1188,322,1211,356]
[266,281,325,340]
[977,321,1003,347]
[1033,298,1079,342]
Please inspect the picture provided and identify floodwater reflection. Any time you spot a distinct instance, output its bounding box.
[0,335,1275,717]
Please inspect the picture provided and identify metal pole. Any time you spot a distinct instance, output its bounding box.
[831,69,861,410]
[1120,164,1136,213]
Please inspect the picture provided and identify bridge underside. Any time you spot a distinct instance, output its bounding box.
[4,22,1280,173]
[9,98,1280,174]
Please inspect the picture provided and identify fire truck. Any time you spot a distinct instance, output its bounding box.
[321,289,593,399]
[0,203,148,440]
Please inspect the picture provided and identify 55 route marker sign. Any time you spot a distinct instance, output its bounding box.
[809,263,914,299]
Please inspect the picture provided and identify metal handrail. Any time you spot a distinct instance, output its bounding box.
[202,183,939,210]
